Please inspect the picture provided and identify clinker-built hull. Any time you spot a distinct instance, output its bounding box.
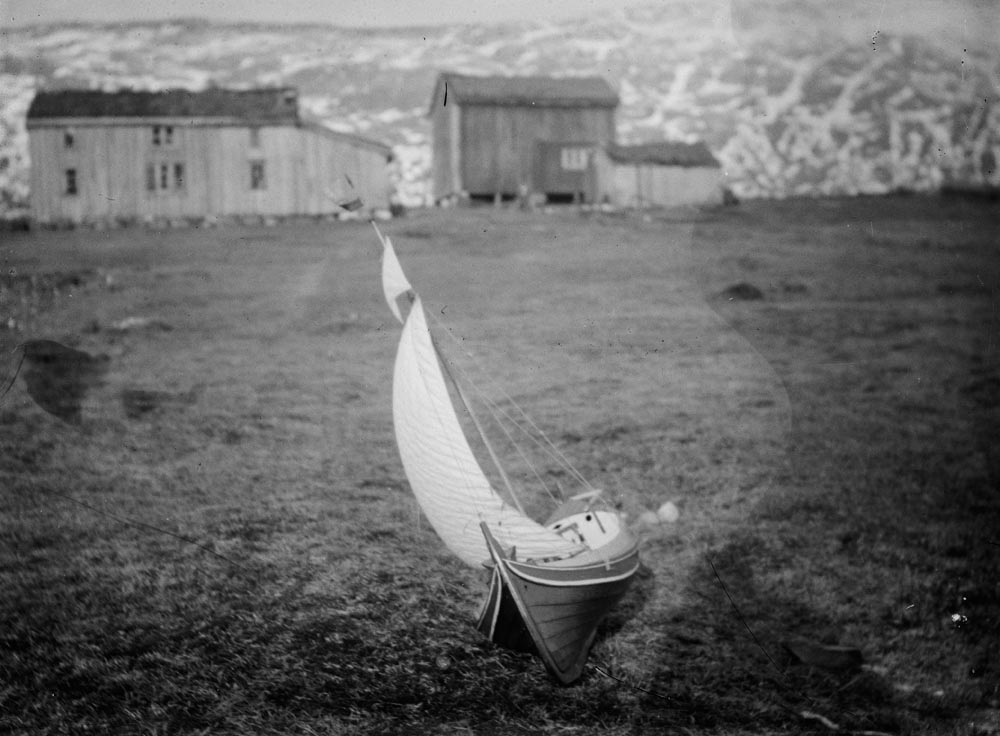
[477,522,640,684]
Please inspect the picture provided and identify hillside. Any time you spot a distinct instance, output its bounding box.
[1,0,997,212]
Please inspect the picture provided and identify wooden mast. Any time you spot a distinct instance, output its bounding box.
[432,337,529,517]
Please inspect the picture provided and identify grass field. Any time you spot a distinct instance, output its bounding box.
[1,195,997,735]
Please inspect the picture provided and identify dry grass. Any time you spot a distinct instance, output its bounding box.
[0,195,997,734]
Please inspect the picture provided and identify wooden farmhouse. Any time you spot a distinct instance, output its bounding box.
[428,73,619,203]
[594,141,723,208]
[26,87,393,225]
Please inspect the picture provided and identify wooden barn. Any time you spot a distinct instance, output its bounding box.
[593,141,723,208]
[428,73,618,203]
[26,87,393,225]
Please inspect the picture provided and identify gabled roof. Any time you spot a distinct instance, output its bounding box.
[27,87,301,124]
[299,119,393,158]
[605,141,720,168]
[430,73,619,113]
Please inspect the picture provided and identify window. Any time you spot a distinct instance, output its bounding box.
[64,130,75,148]
[146,161,187,193]
[65,168,78,195]
[560,147,591,171]
[249,127,261,148]
[250,160,266,190]
[152,125,174,146]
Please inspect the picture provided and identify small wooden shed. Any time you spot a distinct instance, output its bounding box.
[594,141,723,208]
[428,73,618,203]
[26,87,393,225]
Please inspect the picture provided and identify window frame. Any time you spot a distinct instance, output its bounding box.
[249,159,267,190]
[152,124,175,147]
[560,147,592,172]
[145,160,187,195]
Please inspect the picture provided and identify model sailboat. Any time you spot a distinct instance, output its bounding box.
[378,225,640,684]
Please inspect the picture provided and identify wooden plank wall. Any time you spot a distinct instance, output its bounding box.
[28,122,390,223]
[459,105,614,196]
[30,125,149,222]
[429,98,462,201]
[533,141,599,200]
[593,156,723,208]
[299,129,391,213]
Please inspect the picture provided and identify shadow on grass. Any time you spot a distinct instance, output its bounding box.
[628,533,968,733]
[598,561,657,642]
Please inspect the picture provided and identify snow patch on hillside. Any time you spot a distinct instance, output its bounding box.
[1,5,998,213]
[0,74,35,214]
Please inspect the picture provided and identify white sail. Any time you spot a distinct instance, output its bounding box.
[381,234,411,324]
[392,295,584,568]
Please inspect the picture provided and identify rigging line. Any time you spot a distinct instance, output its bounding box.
[376,226,522,527]
[370,220,390,254]
[468,364,592,485]
[462,351,591,488]
[707,553,781,672]
[0,344,27,407]
[429,311,594,489]
[435,351,562,500]
[594,658,837,729]
[423,310,566,499]
[440,346,577,502]
[589,662,677,705]
[705,555,870,730]
[458,366,581,480]
[433,333,528,517]
[477,394,559,503]
[425,309,591,490]
[25,481,251,572]
[476,387,591,490]
[407,301,497,526]
[591,661,840,729]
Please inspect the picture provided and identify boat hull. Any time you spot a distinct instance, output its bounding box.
[476,522,640,684]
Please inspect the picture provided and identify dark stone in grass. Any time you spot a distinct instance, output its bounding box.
[719,282,764,301]
[121,389,165,417]
[121,386,201,419]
